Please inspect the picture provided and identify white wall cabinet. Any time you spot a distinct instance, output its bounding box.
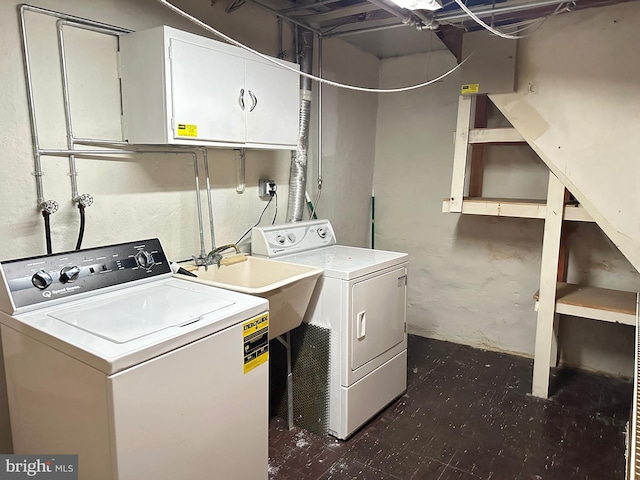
[119,26,300,149]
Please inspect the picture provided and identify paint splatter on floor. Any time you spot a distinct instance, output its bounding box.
[268,335,631,479]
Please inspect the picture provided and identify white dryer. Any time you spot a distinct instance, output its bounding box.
[0,239,269,480]
[252,220,408,439]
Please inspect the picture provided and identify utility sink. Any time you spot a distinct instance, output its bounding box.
[177,256,323,339]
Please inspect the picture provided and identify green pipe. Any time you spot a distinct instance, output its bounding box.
[371,193,375,249]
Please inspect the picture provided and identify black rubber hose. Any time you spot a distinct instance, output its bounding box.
[42,211,52,255]
[75,204,86,250]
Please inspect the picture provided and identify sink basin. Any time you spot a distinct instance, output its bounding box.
[176,256,323,339]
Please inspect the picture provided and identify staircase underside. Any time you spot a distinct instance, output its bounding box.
[489,1,640,273]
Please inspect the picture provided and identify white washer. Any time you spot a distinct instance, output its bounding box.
[252,220,408,439]
[0,239,269,480]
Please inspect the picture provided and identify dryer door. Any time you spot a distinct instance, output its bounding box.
[350,266,407,371]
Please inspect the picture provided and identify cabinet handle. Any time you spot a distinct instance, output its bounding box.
[248,90,258,112]
[357,311,366,340]
[239,88,245,110]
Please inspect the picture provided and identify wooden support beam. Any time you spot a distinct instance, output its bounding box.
[468,128,525,144]
[557,190,572,283]
[441,197,594,222]
[532,172,566,399]
[468,95,487,197]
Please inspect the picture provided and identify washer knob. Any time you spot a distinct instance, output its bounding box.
[32,270,53,290]
[275,235,286,245]
[317,227,327,239]
[60,266,81,284]
[135,250,155,269]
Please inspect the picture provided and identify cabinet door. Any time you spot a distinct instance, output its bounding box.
[169,39,246,143]
[244,59,299,146]
[350,267,407,372]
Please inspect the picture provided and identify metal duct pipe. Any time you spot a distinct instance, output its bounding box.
[286,29,314,222]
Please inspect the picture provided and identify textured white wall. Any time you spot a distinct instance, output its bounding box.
[374,50,545,355]
[374,36,639,377]
[306,38,380,248]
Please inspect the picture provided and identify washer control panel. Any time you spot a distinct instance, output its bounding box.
[0,238,170,314]
[252,219,336,257]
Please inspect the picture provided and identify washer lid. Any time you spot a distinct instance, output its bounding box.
[277,245,408,280]
[47,283,233,343]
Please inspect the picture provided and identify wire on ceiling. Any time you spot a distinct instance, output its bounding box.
[156,0,473,93]
[452,0,570,39]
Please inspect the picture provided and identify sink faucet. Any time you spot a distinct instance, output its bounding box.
[206,244,241,268]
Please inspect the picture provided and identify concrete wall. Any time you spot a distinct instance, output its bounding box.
[373,25,639,378]
[306,38,380,248]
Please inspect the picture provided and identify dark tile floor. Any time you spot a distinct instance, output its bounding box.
[268,335,632,480]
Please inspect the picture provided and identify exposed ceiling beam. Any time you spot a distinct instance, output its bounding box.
[437,0,576,22]
[244,0,322,33]
[280,0,343,14]
[302,3,380,24]
[323,17,406,36]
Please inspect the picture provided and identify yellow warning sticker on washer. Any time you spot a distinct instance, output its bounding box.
[176,123,198,137]
[243,313,269,374]
[461,84,480,95]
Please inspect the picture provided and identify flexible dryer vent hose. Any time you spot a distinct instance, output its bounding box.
[286,29,314,223]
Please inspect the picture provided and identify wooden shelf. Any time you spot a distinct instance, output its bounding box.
[534,282,638,326]
[468,127,525,144]
[442,197,594,222]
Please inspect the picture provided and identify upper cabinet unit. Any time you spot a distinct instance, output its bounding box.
[119,26,300,149]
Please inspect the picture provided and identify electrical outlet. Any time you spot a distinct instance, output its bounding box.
[259,180,277,197]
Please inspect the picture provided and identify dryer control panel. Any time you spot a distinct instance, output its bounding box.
[0,239,171,314]
[252,219,336,257]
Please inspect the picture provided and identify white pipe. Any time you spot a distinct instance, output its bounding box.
[192,154,207,261]
[20,4,131,33]
[40,149,138,155]
[19,5,46,209]
[18,4,132,211]
[201,148,217,251]
[317,35,323,192]
[56,19,132,205]
[56,21,79,202]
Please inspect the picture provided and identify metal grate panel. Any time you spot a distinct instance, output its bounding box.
[270,324,331,436]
